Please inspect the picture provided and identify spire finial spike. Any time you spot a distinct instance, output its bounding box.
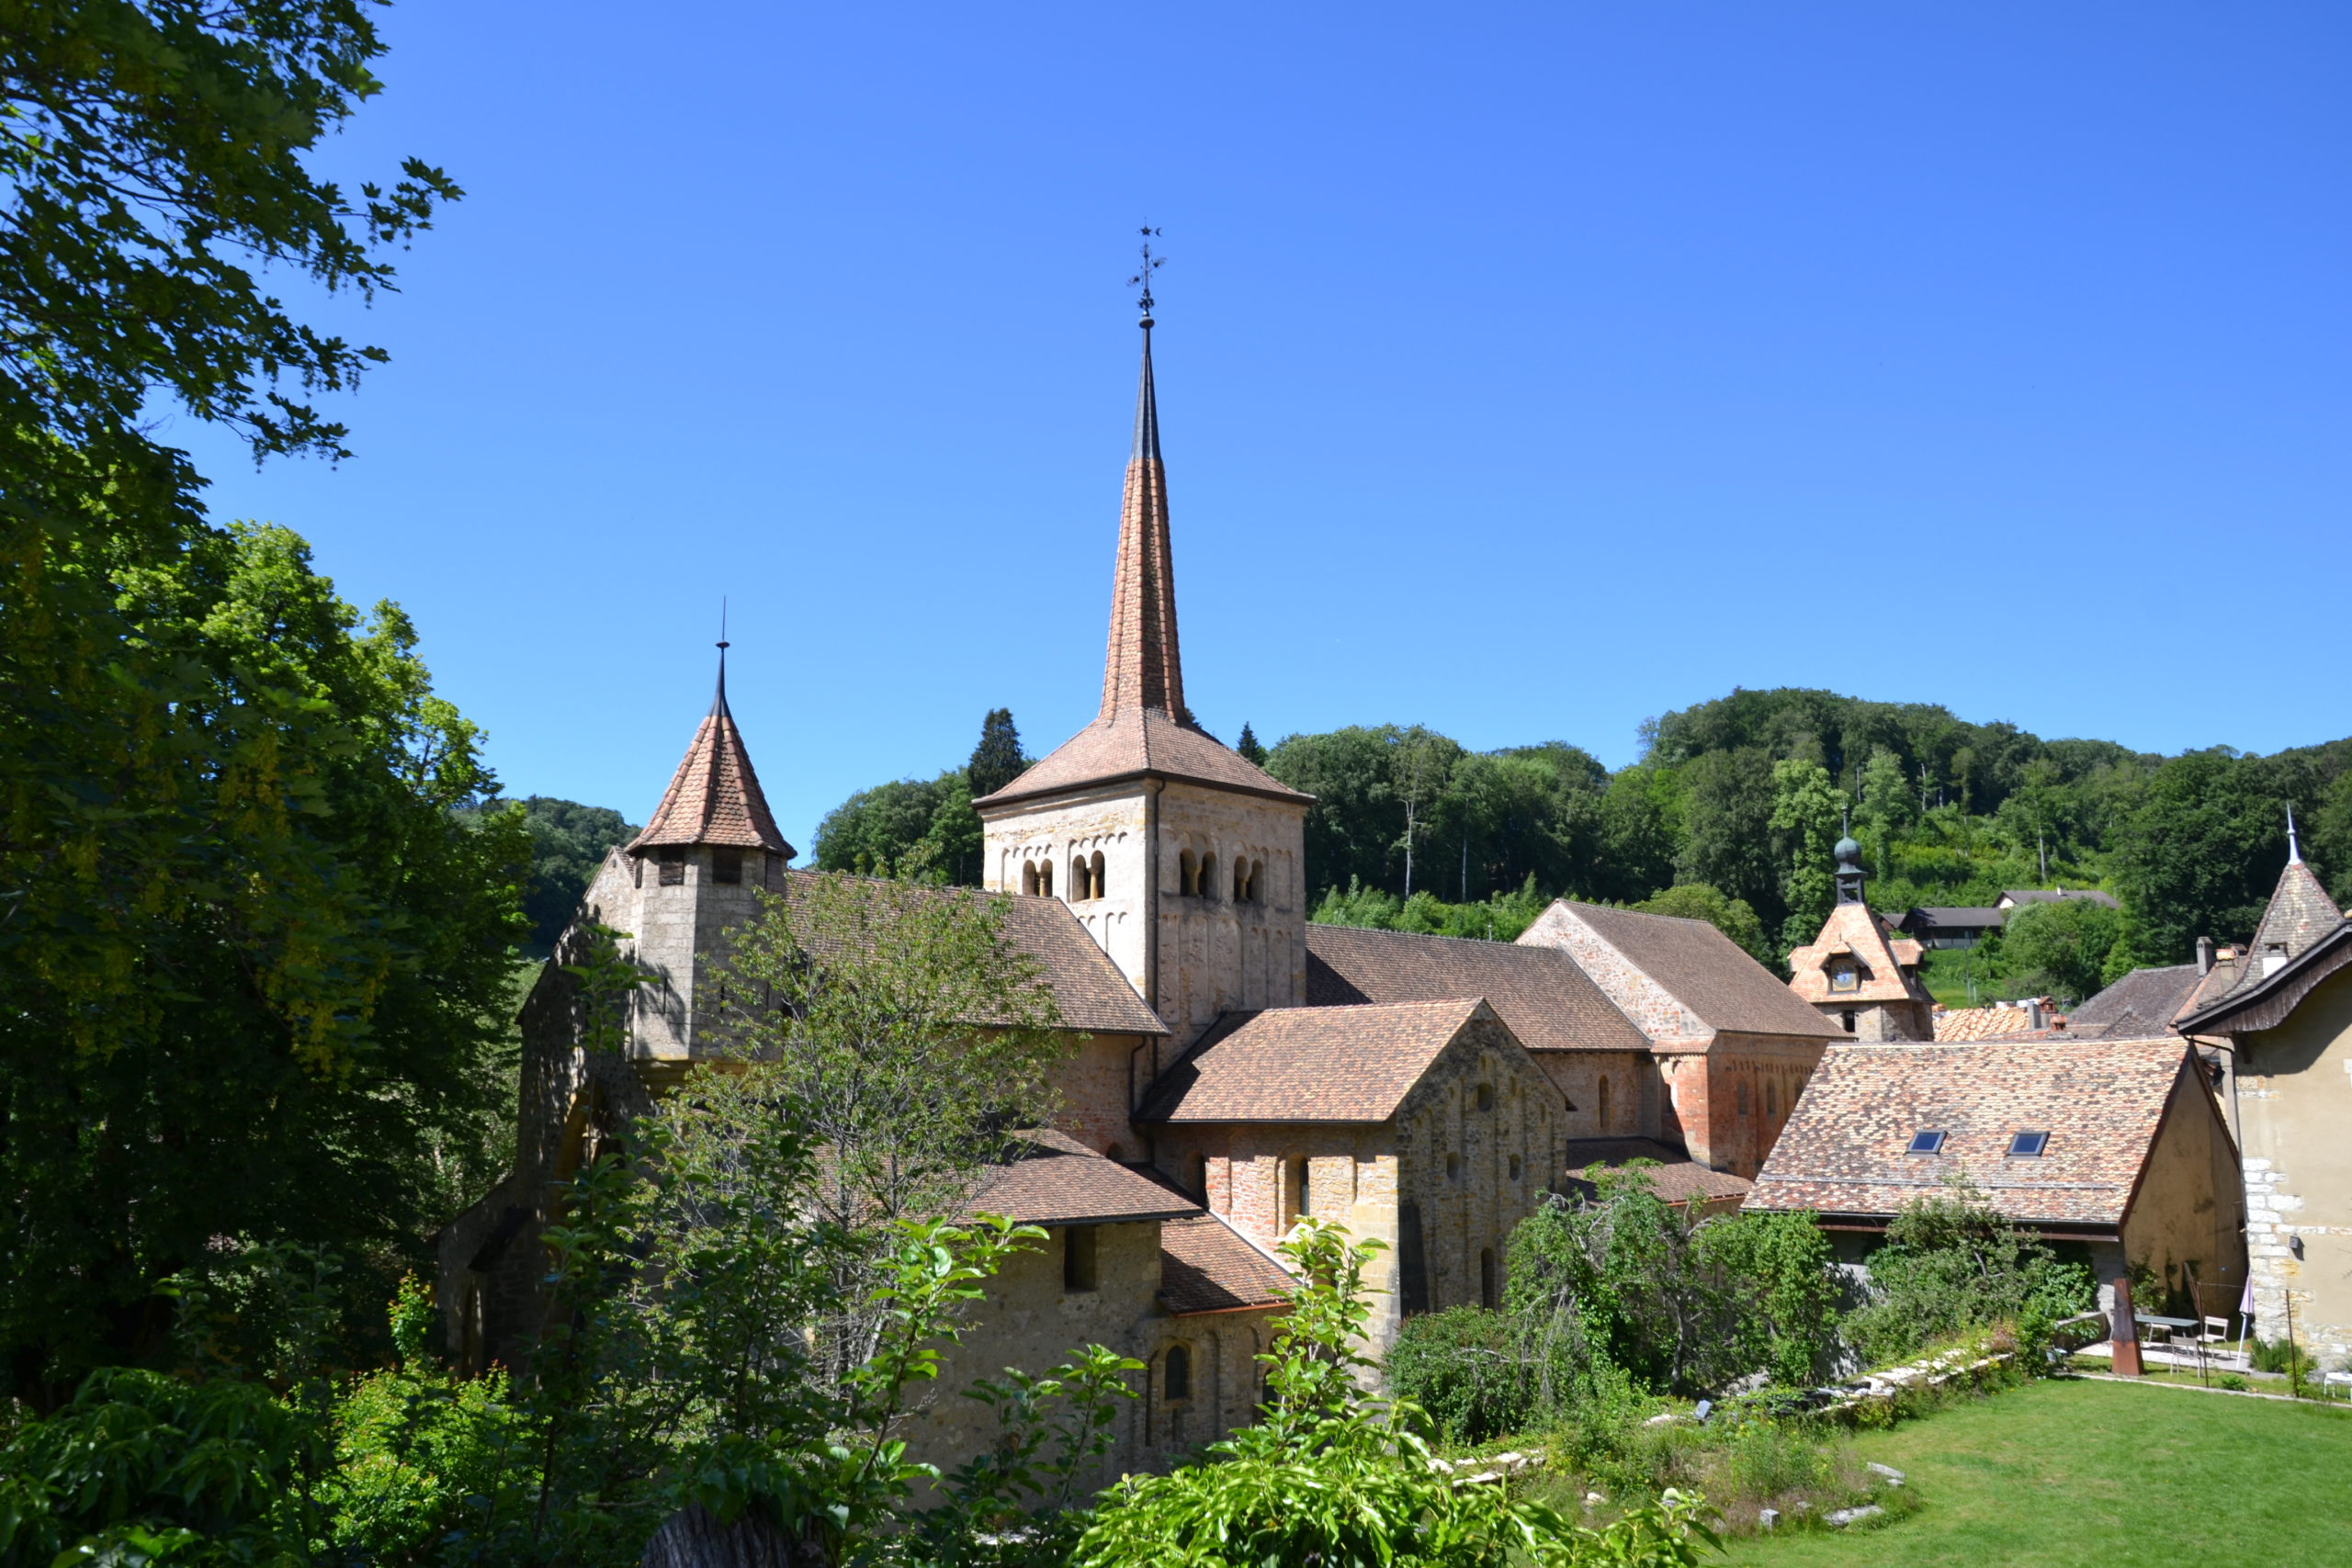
[2290,804,2303,865]
[1126,224,1164,324]
[711,597,732,718]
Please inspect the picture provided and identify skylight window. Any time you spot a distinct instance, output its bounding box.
[2008,1131,2049,1157]
[1906,1131,1946,1156]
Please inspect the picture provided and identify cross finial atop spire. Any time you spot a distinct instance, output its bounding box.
[711,597,731,718]
[2290,804,2303,866]
[1127,225,1163,324]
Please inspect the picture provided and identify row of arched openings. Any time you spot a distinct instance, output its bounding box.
[1022,852,1112,900]
[1178,850,1265,903]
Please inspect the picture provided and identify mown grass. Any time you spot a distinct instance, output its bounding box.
[1724,1376,2352,1566]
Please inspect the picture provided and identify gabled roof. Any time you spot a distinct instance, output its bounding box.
[627,669,795,855]
[1932,1003,2039,1042]
[964,1131,1199,1227]
[775,871,1167,1037]
[1561,1138,1754,1206]
[1744,1039,2200,1230]
[1787,903,1934,1008]
[2069,964,2203,1039]
[1136,998,1498,1123]
[974,320,1308,813]
[1522,901,1845,1043]
[1902,907,2007,931]
[2000,889,2120,910]
[1159,1213,1295,1314]
[1305,924,1648,1053]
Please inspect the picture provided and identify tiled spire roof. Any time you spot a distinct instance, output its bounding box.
[1102,318,1182,721]
[2247,853,2343,968]
[626,650,796,855]
[975,317,1308,809]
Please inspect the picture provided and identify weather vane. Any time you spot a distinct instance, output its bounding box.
[1128,226,1164,321]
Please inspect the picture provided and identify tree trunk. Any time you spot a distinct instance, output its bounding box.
[641,1504,830,1568]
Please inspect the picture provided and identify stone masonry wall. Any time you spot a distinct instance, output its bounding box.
[1529,1049,1660,1142]
[1516,904,1709,1042]
[1700,1032,1834,1179]
[2234,966,2352,1361]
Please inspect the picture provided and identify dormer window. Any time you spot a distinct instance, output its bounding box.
[1906,1130,1946,1156]
[1829,963,1860,993]
[2008,1131,2049,1157]
[2263,942,2289,977]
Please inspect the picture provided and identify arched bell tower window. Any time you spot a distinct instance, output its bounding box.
[1164,1343,1192,1402]
[1023,862,1039,897]
[1037,859,1054,897]
[1091,850,1106,899]
[1180,849,1199,897]
[1234,857,1259,903]
[1200,853,1217,901]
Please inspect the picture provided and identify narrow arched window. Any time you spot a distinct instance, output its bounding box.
[1251,858,1265,901]
[1190,1153,1209,1200]
[1165,1344,1192,1402]
[1071,854,1091,900]
[1476,1083,1495,1112]
[1597,1076,1611,1133]
[1180,849,1198,897]
[1201,854,1217,900]
[1038,859,1054,897]
[1766,1081,1778,1120]
[1479,1248,1498,1310]
[1092,850,1107,899]
[1023,863,1039,897]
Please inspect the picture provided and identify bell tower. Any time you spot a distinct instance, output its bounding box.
[974,290,1310,1044]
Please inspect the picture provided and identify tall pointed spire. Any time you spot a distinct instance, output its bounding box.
[1099,303,1185,724]
[628,634,794,857]
[2289,805,2303,865]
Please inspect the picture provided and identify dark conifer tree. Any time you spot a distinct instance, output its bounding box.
[967,708,1027,797]
[1237,722,1267,766]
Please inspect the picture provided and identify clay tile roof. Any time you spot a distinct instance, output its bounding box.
[1136,998,1489,1123]
[972,321,1308,813]
[1560,1138,1753,1205]
[1744,1038,2194,1229]
[1932,1003,2036,1042]
[778,871,1167,1036]
[2069,964,2203,1038]
[627,674,795,856]
[1158,1213,1296,1314]
[2239,859,2345,976]
[963,1134,1200,1227]
[1546,902,1846,1040]
[1305,925,1648,1053]
[1787,904,1935,1008]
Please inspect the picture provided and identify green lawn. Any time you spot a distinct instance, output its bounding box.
[1724,1378,2352,1567]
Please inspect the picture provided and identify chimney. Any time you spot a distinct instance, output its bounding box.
[2026,998,2048,1031]
[2197,936,2215,976]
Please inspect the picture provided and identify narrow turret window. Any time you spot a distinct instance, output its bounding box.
[711,848,742,885]
[656,846,685,886]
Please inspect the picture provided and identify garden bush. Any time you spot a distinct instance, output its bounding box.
[1386,1305,1535,1445]
[1841,1183,2094,1368]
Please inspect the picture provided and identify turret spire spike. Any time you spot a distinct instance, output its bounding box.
[711,598,731,719]
[2290,805,2303,866]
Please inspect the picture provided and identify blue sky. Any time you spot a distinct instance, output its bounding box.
[175,2,2350,852]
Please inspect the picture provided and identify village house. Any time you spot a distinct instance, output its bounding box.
[2173,829,2352,1362]
[1744,1038,2246,1317]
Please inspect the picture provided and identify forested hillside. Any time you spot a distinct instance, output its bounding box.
[785,689,2352,981]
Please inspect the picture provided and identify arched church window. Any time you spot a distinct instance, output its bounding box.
[1251,858,1264,900]
[1091,851,1106,898]
[1233,858,1250,902]
[1038,859,1054,897]
[1180,850,1198,897]
[1480,1248,1498,1310]
[1200,854,1217,900]
[1737,1080,1749,1116]
[1597,1076,1611,1133]
[1070,854,1091,901]
[1164,1343,1192,1402]
[1023,863,1039,897]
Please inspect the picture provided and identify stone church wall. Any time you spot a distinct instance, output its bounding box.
[2233,964,2352,1360]
[1528,1049,1659,1142]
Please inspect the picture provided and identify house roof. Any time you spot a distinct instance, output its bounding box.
[775,871,1168,1037]
[1305,924,1649,1053]
[2001,889,2120,910]
[1932,1003,2039,1042]
[2069,964,2204,1039]
[627,669,795,856]
[1744,1039,2198,1230]
[964,1132,1200,1227]
[1787,903,1935,1008]
[973,321,1308,813]
[1539,902,1846,1041]
[1904,907,2007,931]
[1560,1137,1754,1206]
[1136,998,1497,1123]
[1158,1213,1296,1314]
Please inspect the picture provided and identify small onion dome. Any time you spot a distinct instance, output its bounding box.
[1834,834,1863,865]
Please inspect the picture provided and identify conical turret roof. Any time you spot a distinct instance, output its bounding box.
[626,653,796,855]
[977,316,1307,810]
[2247,855,2343,967]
